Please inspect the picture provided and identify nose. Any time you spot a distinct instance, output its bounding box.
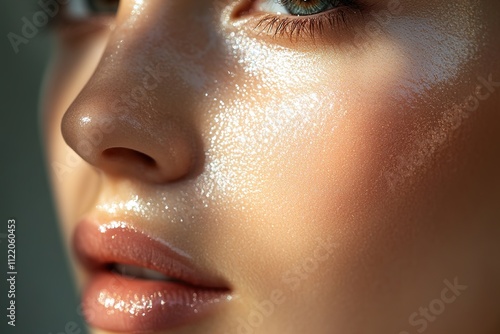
[60,4,212,184]
[62,95,196,183]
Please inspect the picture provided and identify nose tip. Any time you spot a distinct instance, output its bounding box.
[61,97,196,184]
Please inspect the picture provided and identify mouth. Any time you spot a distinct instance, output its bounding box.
[73,219,232,333]
[110,263,185,282]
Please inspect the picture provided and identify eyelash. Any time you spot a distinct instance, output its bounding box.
[254,6,361,40]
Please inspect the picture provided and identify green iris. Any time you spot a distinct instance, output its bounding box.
[279,0,339,16]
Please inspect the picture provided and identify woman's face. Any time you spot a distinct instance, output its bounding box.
[42,0,500,333]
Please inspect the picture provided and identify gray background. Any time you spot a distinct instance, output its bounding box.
[1,1,87,333]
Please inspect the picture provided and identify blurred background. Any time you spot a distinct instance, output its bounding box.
[0,1,87,333]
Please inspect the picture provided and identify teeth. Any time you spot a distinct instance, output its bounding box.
[113,264,177,281]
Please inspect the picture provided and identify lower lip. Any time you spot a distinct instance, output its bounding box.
[82,271,230,332]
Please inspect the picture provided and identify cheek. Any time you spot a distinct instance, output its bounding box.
[203,6,495,302]
[200,32,410,239]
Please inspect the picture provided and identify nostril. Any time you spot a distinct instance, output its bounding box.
[102,147,157,168]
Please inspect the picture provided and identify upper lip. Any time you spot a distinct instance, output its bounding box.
[73,218,229,289]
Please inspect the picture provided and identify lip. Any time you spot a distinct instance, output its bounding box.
[73,218,232,333]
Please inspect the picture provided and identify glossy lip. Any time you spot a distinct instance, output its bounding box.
[73,218,232,333]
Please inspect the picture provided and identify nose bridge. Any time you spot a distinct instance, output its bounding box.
[93,0,221,131]
[102,0,219,97]
[61,1,221,183]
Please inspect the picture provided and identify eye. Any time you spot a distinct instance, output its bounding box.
[65,0,119,20]
[259,0,346,16]
[48,0,119,35]
[246,0,363,40]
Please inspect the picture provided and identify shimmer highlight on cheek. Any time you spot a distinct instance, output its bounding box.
[193,30,349,204]
[387,2,485,97]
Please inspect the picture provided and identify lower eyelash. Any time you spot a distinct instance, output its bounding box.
[254,6,362,40]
